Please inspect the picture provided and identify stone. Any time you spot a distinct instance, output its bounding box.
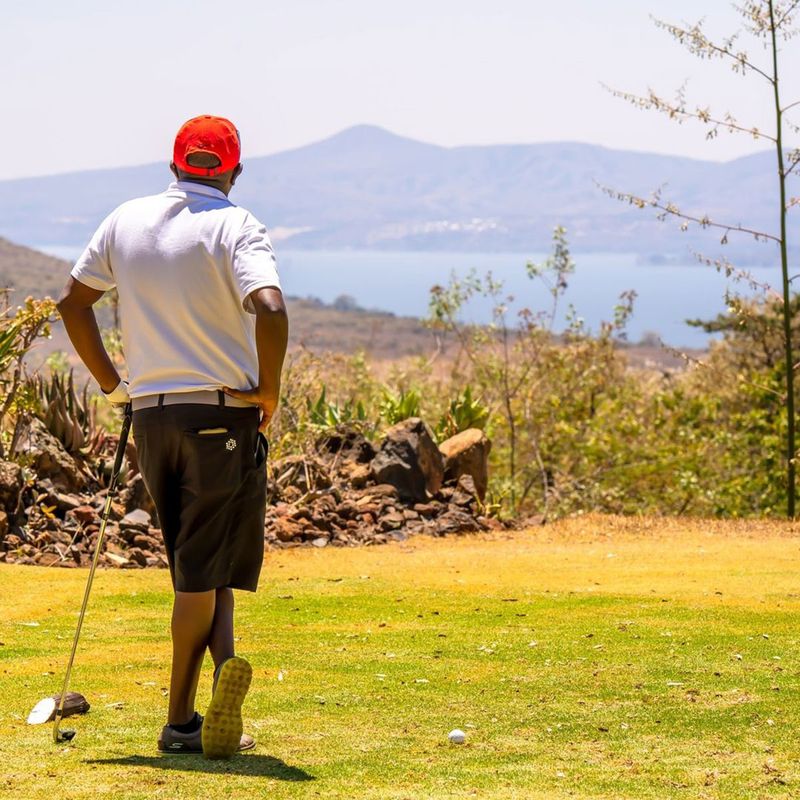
[127,547,149,567]
[272,517,303,543]
[438,428,492,500]
[370,418,444,503]
[0,510,8,537]
[355,484,399,500]
[379,512,405,531]
[71,505,97,525]
[121,474,157,520]
[54,492,83,514]
[316,426,376,463]
[311,536,329,548]
[436,509,482,536]
[16,418,87,492]
[346,463,372,489]
[120,509,151,530]
[413,502,443,518]
[0,460,23,515]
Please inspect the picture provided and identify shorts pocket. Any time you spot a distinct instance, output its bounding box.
[254,432,269,469]
[180,426,248,498]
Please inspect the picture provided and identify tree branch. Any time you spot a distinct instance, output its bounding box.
[596,182,782,243]
[602,84,777,142]
[651,15,773,82]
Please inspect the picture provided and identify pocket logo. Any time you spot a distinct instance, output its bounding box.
[226,438,237,451]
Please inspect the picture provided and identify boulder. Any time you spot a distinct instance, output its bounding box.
[16,418,87,493]
[0,459,23,515]
[435,509,482,536]
[121,473,157,520]
[120,508,151,531]
[438,429,492,500]
[371,418,444,503]
[316,426,376,463]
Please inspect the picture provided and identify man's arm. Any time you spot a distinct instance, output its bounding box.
[223,286,288,432]
[56,276,122,393]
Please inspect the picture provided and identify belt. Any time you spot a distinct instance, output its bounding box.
[131,389,254,411]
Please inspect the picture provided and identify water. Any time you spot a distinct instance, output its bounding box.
[39,246,778,347]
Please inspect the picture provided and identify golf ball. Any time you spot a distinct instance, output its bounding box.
[448,728,466,744]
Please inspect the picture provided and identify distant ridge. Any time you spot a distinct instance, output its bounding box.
[0,125,783,261]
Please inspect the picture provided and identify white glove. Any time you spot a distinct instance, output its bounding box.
[102,378,131,405]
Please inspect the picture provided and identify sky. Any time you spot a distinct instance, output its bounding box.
[4,0,800,179]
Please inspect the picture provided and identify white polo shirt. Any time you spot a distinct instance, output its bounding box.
[70,180,282,398]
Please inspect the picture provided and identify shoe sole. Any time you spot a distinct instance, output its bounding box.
[202,657,252,760]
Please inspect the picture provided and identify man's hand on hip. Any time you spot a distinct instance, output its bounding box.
[221,386,279,433]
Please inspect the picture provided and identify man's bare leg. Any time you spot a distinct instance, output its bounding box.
[208,587,235,671]
[168,589,216,725]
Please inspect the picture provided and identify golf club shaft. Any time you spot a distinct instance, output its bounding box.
[53,402,133,742]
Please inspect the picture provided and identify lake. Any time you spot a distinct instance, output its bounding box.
[36,246,779,348]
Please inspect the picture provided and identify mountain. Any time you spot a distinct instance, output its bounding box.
[0,125,786,261]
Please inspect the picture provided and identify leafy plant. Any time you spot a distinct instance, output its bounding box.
[0,294,58,457]
[379,387,421,426]
[28,368,105,455]
[436,386,489,440]
[307,386,367,430]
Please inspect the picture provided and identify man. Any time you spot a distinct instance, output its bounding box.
[56,115,288,759]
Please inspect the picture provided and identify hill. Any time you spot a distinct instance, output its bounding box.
[0,237,439,372]
[0,125,787,261]
[1,236,691,381]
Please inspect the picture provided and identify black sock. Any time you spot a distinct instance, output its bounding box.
[169,711,201,734]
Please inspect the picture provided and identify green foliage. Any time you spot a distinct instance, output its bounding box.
[379,387,421,426]
[436,386,489,440]
[307,386,367,430]
[0,294,58,457]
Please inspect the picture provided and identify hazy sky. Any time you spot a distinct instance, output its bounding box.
[4,0,800,179]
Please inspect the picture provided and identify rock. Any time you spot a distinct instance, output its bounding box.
[0,460,23,515]
[439,429,492,500]
[436,509,482,535]
[355,484,399,500]
[346,463,372,489]
[413,502,443,518]
[379,511,405,531]
[127,547,149,567]
[371,418,444,503]
[71,505,97,525]
[54,492,83,514]
[316,426,376,463]
[0,510,7,537]
[121,474,157,519]
[17,418,87,492]
[272,517,303,542]
[120,509,151,530]
[311,536,329,548]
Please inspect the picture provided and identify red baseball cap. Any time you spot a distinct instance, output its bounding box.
[173,115,241,177]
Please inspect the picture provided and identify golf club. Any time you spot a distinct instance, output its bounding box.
[45,401,133,744]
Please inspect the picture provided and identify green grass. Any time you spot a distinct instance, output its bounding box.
[2,516,800,799]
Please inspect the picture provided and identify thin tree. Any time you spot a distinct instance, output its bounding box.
[602,0,800,517]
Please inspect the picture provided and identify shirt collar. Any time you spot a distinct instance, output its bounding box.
[168,180,229,201]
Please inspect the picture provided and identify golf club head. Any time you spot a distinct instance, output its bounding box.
[55,729,76,743]
[27,697,56,725]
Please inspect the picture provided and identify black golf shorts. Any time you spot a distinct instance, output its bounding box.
[132,395,268,592]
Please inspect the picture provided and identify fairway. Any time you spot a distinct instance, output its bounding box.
[2,516,800,799]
